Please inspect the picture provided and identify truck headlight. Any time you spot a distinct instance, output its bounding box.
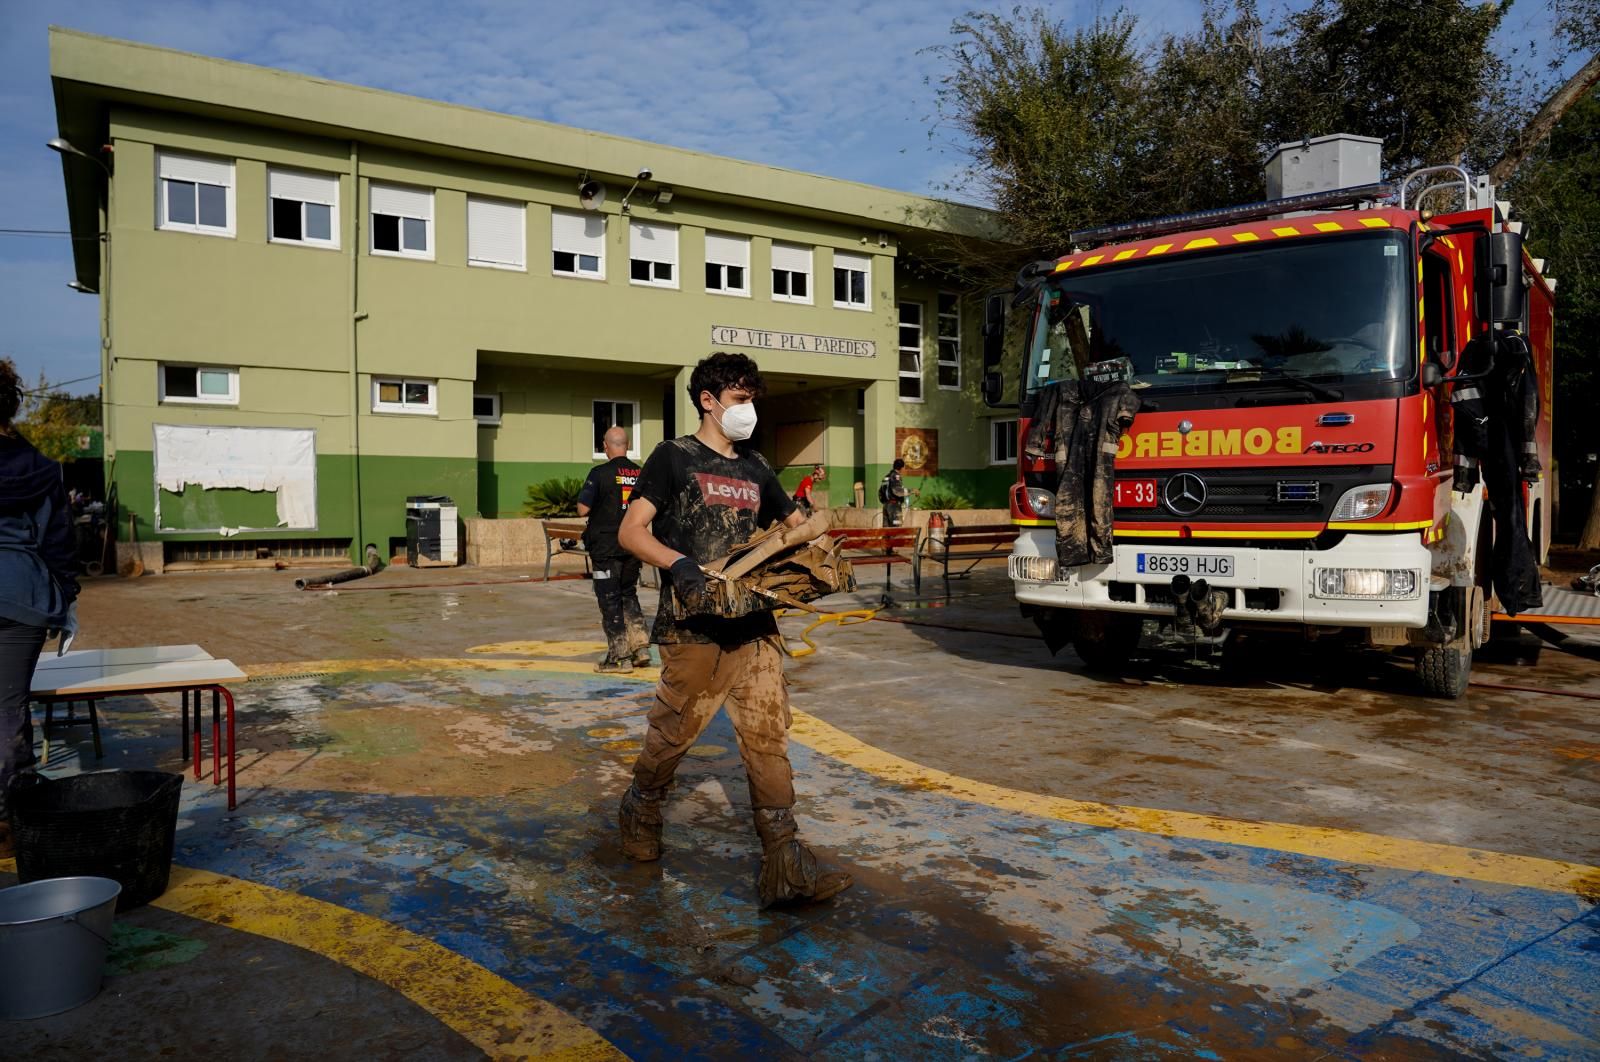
[1024,488,1056,519]
[1312,567,1420,599]
[1330,484,1392,521]
[1010,555,1060,582]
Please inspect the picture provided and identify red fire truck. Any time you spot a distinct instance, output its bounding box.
[981,150,1554,698]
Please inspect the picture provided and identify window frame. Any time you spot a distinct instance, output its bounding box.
[466,196,527,272]
[369,182,435,261]
[990,418,1019,466]
[936,291,961,391]
[473,392,502,426]
[158,363,240,406]
[832,251,872,311]
[552,210,606,280]
[628,220,680,289]
[771,242,814,305]
[704,231,751,297]
[371,376,438,416]
[898,301,925,403]
[156,151,236,238]
[591,398,641,460]
[267,167,340,250]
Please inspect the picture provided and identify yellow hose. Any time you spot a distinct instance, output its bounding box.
[774,607,878,657]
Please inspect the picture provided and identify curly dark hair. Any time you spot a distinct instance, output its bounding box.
[688,352,765,419]
[0,358,22,428]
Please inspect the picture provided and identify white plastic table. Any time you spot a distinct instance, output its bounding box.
[30,645,247,809]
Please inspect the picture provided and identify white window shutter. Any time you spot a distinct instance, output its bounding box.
[629,221,677,263]
[705,232,749,267]
[159,151,233,186]
[772,242,811,273]
[552,210,604,254]
[834,251,870,274]
[468,197,525,266]
[268,169,337,204]
[370,183,433,219]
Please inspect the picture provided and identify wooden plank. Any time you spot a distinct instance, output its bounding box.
[31,658,247,697]
[33,644,213,672]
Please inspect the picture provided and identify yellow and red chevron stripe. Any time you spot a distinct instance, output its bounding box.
[1054,209,1408,275]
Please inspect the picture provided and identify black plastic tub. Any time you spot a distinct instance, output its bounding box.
[8,770,184,911]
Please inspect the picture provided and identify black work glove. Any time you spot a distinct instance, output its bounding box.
[670,557,708,600]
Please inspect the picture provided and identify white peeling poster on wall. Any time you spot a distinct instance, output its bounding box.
[153,424,318,532]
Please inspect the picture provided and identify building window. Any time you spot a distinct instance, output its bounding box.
[705,232,750,296]
[937,292,961,390]
[898,302,924,402]
[370,183,433,259]
[629,221,678,288]
[552,210,605,278]
[372,377,436,415]
[990,419,1018,465]
[473,393,501,425]
[157,151,234,237]
[160,364,238,405]
[467,197,526,270]
[771,243,813,304]
[268,168,338,248]
[833,251,871,310]
[592,399,639,458]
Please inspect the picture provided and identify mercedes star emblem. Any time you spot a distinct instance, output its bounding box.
[1163,472,1207,516]
[1177,419,1193,435]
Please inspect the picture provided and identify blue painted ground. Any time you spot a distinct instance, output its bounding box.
[44,667,1600,1059]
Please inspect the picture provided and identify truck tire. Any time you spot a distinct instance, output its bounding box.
[1415,644,1471,699]
[1070,612,1144,672]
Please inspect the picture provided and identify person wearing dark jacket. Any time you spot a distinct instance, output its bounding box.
[0,359,80,857]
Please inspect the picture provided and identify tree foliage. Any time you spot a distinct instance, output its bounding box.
[16,373,101,464]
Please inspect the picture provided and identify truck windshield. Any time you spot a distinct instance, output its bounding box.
[1025,231,1411,398]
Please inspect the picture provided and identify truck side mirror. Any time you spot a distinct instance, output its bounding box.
[982,292,1006,371]
[982,370,1004,407]
[1488,230,1526,326]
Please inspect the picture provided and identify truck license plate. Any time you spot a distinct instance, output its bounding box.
[1115,479,1158,507]
[1136,552,1235,577]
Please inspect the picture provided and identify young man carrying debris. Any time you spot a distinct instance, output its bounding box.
[577,426,648,673]
[616,352,852,907]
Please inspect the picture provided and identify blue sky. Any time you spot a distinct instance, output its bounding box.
[0,0,1571,393]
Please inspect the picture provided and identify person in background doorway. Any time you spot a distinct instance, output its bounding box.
[0,358,80,857]
[577,426,648,673]
[792,463,824,515]
[879,458,918,527]
[615,352,852,908]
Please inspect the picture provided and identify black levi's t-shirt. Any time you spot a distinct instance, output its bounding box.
[577,455,641,561]
[632,435,797,645]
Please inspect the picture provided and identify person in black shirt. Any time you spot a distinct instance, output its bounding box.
[615,352,852,907]
[577,426,647,672]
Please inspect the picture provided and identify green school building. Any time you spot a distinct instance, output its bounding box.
[49,28,1017,566]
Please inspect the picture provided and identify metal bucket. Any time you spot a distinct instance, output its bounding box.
[0,876,122,1019]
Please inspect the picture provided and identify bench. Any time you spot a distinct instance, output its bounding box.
[542,520,591,581]
[828,526,922,602]
[917,519,1018,591]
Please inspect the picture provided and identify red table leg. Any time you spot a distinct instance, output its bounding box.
[191,690,203,779]
[211,688,221,785]
[218,685,237,811]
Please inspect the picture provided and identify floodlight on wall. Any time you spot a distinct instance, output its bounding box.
[67,281,97,294]
[654,186,675,206]
[620,167,654,214]
[578,176,606,211]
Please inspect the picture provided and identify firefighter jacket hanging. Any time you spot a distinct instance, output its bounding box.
[1023,378,1141,567]
[1450,330,1543,616]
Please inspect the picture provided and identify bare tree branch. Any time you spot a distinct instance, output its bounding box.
[1490,51,1600,184]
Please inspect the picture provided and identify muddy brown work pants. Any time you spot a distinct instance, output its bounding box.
[630,638,795,809]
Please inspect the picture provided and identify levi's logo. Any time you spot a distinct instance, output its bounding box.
[693,473,760,511]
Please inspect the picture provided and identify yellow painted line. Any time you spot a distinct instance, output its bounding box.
[1328,519,1433,531]
[247,657,661,682]
[1190,529,1318,539]
[1359,217,1389,228]
[1112,529,1183,538]
[1271,226,1300,237]
[466,640,609,657]
[1231,232,1259,242]
[1012,518,1053,527]
[786,713,1600,896]
[1081,254,1103,266]
[1313,221,1343,233]
[1148,243,1173,255]
[1112,248,1138,262]
[1183,237,1218,250]
[153,866,625,1061]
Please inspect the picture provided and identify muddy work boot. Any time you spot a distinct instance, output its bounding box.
[752,808,853,908]
[594,657,634,674]
[630,649,654,668]
[618,783,668,861]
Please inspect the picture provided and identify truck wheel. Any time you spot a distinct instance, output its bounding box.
[1415,644,1471,699]
[1070,612,1144,672]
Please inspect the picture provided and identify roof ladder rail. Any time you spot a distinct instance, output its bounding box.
[1399,165,1473,214]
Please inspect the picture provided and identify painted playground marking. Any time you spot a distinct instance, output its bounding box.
[245,657,1600,898]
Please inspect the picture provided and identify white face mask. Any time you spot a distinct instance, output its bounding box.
[712,396,758,442]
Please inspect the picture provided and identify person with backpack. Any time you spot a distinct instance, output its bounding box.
[879,458,917,527]
[0,359,80,857]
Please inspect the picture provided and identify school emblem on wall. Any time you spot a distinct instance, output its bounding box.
[894,428,938,476]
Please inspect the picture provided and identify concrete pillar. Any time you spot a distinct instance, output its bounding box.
[862,379,896,500]
[673,365,699,441]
